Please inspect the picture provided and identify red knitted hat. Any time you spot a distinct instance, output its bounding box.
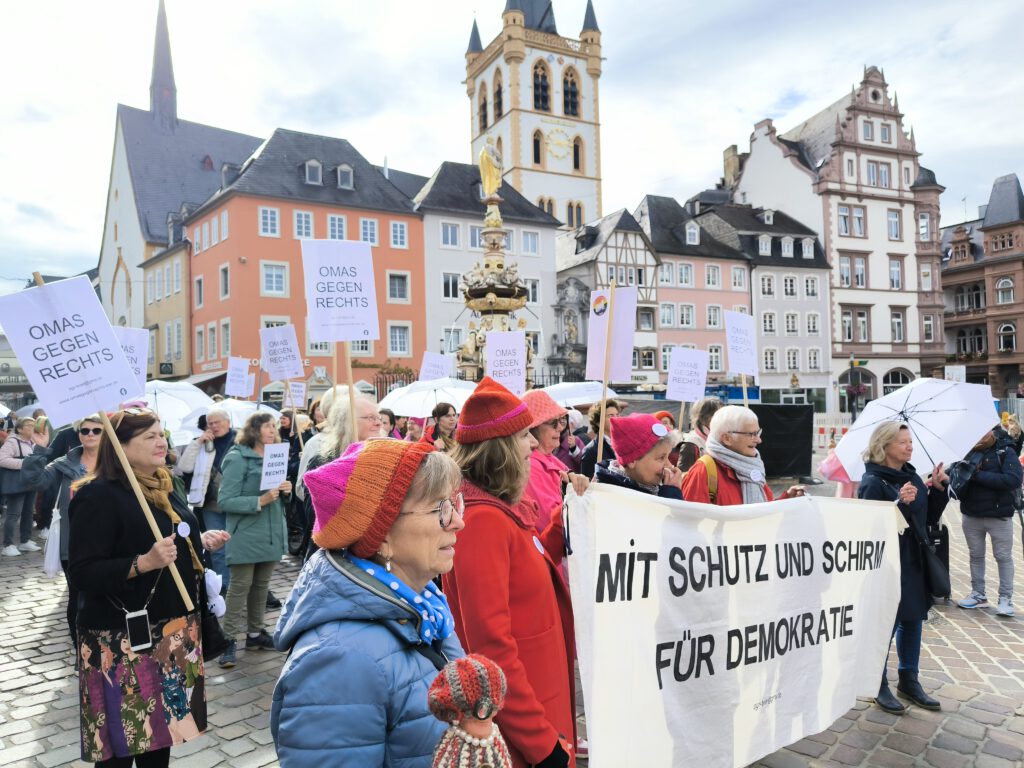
[609,413,670,466]
[428,654,508,723]
[455,377,533,444]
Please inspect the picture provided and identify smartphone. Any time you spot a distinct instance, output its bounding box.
[125,609,152,651]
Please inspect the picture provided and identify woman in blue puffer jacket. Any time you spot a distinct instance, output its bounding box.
[271,439,466,767]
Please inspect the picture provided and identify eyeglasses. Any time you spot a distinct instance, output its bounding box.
[544,416,569,429]
[79,427,103,436]
[730,429,763,438]
[406,492,465,529]
[358,415,383,425]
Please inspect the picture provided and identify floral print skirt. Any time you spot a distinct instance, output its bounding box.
[77,612,206,762]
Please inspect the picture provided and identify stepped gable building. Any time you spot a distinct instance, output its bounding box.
[465,0,603,227]
[940,173,1024,395]
[727,66,945,412]
[98,0,262,335]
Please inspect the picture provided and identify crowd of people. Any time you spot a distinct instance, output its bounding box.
[0,383,1019,766]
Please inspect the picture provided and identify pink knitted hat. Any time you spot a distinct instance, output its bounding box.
[522,390,567,430]
[609,414,670,466]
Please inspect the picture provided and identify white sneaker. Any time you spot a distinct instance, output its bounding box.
[38,528,49,540]
[996,597,1015,617]
[18,540,41,552]
[1,545,22,557]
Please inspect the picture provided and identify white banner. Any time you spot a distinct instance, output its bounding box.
[420,351,453,382]
[260,324,303,382]
[484,331,527,396]
[259,443,290,491]
[566,486,901,768]
[225,357,251,397]
[246,373,256,398]
[301,239,380,342]
[283,381,307,409]
[724,310,757,377]
[666,347,709,403]
[111,326,149,399]
[0,276,138,427]
[585,286,638,382]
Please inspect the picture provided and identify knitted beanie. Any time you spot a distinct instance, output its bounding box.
[304,438,435,557]
[428,654,508,723]
[455,377,533,444]
[609,413,670,466]
[653,410,675,427]
[522,390,567,430]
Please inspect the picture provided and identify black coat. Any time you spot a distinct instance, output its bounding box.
[594,461,683,500]
[959,433,1023,518]
[580,438,614,480]
[858,462,947,622]
[69,478,203,631]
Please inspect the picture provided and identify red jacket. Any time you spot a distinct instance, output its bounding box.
[681,457,776,505]
[442,480,576,768]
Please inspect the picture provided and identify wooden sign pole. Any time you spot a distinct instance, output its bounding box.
[341,341,358,438]
[595,279,617,467]
[678,400,687,433]
[742,373,749,408]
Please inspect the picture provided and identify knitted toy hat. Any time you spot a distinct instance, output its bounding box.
[428,654,508,723]
[522,390,568,430]
[304,438,435,557]
[609,413,670,466]
[455,377,533,444]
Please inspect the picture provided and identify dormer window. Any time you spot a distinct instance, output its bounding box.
[763,210,774,225]
[781,237,793,257]
[758,235,772,255]
[304,160,322,185]
[685,224,699,245]
[337,164,354,190]
[801,239,814,259]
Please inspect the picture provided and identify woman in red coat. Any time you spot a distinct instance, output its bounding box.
[443,377,579,768]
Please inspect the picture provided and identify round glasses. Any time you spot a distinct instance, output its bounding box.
[408,492,465,529]
[544,416,569,429]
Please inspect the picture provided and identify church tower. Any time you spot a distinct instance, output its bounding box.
[465,0,603,228]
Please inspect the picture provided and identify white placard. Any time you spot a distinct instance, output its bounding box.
[567,486,901,768]
[485,331,527,396]
[420,351,453,382]
[0,276,139,427]
[260,324,303,382]
[944,365,967,383]
[246,373,256,397]
[724,310,757,377]
[585,286,639,382]
[111,326,148,398]
[666,347,709,403]
[301,239,380,342]
[259,443,290,491]
[225,357,251,397]
[283,381,307,409]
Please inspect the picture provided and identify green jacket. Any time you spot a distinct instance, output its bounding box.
[218,444,287,566]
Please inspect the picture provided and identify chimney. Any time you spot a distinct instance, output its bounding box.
[723,145,740,189]
[221,163,240,188]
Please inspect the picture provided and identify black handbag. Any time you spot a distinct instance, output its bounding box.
[911,523,952,599]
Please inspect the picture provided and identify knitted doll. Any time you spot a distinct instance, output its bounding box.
[429,654,513,768]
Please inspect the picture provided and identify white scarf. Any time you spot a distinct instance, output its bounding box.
[188,444,212,506]
[705,436,769,504]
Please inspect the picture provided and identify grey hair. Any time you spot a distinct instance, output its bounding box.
[205,408,230,423]
[408,451,463,507]
[708,405,759,442]
[318,385,351,420]
[319,393,377,461]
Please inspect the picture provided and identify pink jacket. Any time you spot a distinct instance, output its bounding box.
[526,451,568,533]
[0,436,34,470]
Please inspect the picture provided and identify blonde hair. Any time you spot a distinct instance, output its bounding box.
[319,393,377,462]
[863,422,909,464]
[451,433,529,504]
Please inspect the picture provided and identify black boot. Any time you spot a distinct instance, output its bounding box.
[265,590,282,609]
[897,670,940,710]
[875,675,906,714]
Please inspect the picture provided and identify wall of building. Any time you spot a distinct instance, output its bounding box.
[142,248,190,379]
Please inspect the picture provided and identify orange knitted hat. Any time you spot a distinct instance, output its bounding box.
[455,377,533,444]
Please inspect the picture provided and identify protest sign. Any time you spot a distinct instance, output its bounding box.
[111,326,149,398]
[944,365,966,383]
[420,351,453,382]
[666,347,709,403]
[485,331,527,396]
[226,357,251,397]
[283,381,307,409]
[301,239,380,342]
[246,373,256,397]
[566,485,901,768]
[585,286,638,382]
[0,276,140,427]
[260,324,303,382]
[259,443,290,491]
[724,310,757,377]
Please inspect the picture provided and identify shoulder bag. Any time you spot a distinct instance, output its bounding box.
[879,477,951,599]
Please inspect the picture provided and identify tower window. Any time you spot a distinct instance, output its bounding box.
[478,85,488,132]
[567,203,575,228]
[563,69,579,116]
[532,130,544,166]
[493,70,503,119]
[573,137,583,172]
[575,202,583,226]
[533,61,550,112]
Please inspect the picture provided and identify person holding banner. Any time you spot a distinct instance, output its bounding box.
[68,408,228,766]
[444,378,578,768]
[681,405,805,505]
[580,399,620,479]
[595,414,684,499]
[858,422,949,714]
[217,412,291,668]
[423,402,458,453]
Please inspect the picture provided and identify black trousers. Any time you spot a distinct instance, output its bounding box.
[96,747,170,767]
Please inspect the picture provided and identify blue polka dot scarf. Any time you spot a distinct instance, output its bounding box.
[344,551,456,644]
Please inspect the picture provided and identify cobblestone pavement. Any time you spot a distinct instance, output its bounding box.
[1,481,1023,766]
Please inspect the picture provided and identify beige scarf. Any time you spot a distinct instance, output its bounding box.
[134,468,205,574]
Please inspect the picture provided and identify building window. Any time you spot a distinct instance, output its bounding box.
[174,320,182,360]
[999,323,1016,352]
[391,221,408,249]
[351,338,372,356]
[659,263,674,285]
[857,310,869,342]
[632,349,639,369]
[863,121,874,141]
[173,260,181,293]
[887,210,901,241]
[807,313,820,335]
[533,61,550,111]
[337,164,354,189]
[441,329,461,354]
[706,265,721,289]
[707,305,722,329]
[478,85,488,131]
[219,264,229,299]
[758,236,771,255]
[661,344,673,372]
[904,166,912,186]
[889,259,902,290]
[709,345,722,372]
[387,271,410,303]
[781,238,793,257]
[441,222,460,248]
[805,276,819,297]
[761,275,775,296]
[221,210,229,240]
[838,206,850,236]
[659,303,675,327]
[294,210,313,239]
[783,276,797,297]
[731,267,746,289]
[221,319,231,356]
[360,218,378,245]
[195,327,205,362]
[685,224,699,245]
[854,257,866,288]
[678,304,695,328]
[148,330,156,364]
[304,160,322,185]
[992,233,1017,252]
[639,349,655,370]
[763,348,777,371]
[493,70,503,118]
[762,312,776,334]
[801,239,814,259]
[839,255,851,287]
[573,137,583,172]
[920,263,932,292]
[808,349,820,370]
[525,279,540,304]
[194,276,204,308]
[208,322,217,359]
[328,214,346,240]
[922,315,934,343]
[522,231,539,255]
[678,263,693,287]
[388,324,411,356]
[261,262,288,297]
[163,266,170,298]
[162,324,171,362]
[147,274,155,304]
[532,131,544,165]
[842,310,853,342]
[786,349,800,371]
[891,311,905,343]
[853,207,866,237]
[785,312,799,335]
[194,227,201,254]
[997,278,1014,304]
[442,272,460,300]
[879,163,891,189]
[883,370,912,395]
[566,203,576,228]
[881,124,892,143]
[637,308,655,331]
[918,213,931,241]
[847,158,855,177]
[259,207,279,237]
[210,216,219,245]
[563,68,579,116]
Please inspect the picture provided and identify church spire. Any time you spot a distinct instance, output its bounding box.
[150,0,178,130]
[467,19,483,54]
[581,0,600,33]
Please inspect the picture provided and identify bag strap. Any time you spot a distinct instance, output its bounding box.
[412,640,449,672]
[699,454,718,502]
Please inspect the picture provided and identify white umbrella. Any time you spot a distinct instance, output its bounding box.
[15,402,41,418]
[835,378,998,481]
[143,380,214,447]
[377,378,477,418]
[0,402,9,418]
[180,398,282,436]
[541,381,618,408]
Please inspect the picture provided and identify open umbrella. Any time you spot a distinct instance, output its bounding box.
[834,378,997,481]
[143,380,214,447]
[377,378,476,418]
[541,381,618,408]
[180,398,282,436]
[0,402,9,418]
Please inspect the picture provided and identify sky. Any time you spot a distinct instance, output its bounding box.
[2,0,1022,297]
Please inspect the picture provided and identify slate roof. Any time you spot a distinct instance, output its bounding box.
[504,0,558,34]
[412,161,560,225]
[780,92,852,172]
[695,204,829,270]
[557,209,646,271]
[910,166,941,189]
[118,104,262,244]
[982,174,1024,229]
[633,195,748,262]
[467,19,483,54]
[213,128,416,216]
[581,0,599,32]
[375,166,429,199]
